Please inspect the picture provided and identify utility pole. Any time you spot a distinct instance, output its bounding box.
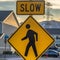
[45,2,52,26]
[46,2,52,21]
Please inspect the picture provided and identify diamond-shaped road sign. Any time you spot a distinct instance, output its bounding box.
[8,16,54,60]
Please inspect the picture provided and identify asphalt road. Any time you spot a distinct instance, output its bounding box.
[40,57,60,60]
[0,57,60,60]
[0,54,60,60]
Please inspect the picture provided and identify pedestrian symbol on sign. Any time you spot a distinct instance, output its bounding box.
[22,24,38,57]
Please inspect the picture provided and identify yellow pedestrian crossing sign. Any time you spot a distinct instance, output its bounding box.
[8,16,54,60]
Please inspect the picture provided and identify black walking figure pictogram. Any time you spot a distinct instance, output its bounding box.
[22,24,38,57]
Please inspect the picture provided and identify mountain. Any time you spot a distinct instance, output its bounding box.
[40,20,60,28]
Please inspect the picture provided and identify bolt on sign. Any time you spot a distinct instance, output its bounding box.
[16,1,45,15]
[8,16,54,60]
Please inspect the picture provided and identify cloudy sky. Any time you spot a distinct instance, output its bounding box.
[0,0,60,23]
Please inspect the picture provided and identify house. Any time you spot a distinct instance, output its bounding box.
[0,11,19,53]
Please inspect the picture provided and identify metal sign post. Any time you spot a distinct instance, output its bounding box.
[4,34,9,59]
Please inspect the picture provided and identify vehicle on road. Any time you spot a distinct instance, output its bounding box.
[42,49,59,57]
[49,46,58,50]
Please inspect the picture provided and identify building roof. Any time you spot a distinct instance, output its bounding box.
[0,11,19,27]
[0,11,12,22]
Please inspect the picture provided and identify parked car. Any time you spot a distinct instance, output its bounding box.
[57,48,60,52]
[49,46,58,50]
[42,49,59,57]
[3,51,12,55]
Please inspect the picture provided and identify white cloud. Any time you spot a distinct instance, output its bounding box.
[17,15,29,23]
[51,6,60,9]
[45,0,60,9]
[0,7,5,9]
[46,0,60,5]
